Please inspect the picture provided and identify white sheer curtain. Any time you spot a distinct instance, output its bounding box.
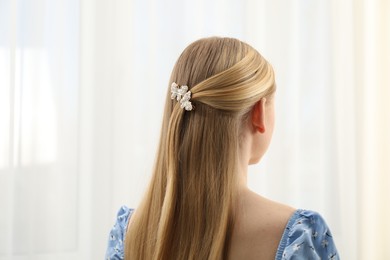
[1,0,389,259]
[0,0,82,259]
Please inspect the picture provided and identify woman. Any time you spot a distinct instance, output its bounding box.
[106,37,339,259]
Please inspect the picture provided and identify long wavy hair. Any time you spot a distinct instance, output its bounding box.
[125,37,275,259]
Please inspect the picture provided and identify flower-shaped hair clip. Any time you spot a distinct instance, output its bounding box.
[171,82,193,111]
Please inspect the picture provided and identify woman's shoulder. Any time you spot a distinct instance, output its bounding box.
[105,206,135,260]
[275,209,339,260]
[228,194,296,259]
[230,192,339,259]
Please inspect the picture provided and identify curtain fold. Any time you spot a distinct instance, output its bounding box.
[354,0,390,258]
[0,0,80,259]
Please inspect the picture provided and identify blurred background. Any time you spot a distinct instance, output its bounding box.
[0,0,389,259]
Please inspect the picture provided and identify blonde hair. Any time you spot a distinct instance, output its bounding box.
[125,37,275,260]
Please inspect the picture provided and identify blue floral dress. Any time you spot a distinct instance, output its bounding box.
[105,206,339,259]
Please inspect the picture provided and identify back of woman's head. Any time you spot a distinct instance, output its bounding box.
[125,37,275,260]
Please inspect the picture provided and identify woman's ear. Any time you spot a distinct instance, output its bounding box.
[251,98,267,133]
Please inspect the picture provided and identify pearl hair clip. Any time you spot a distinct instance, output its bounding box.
[171,82,193,111]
